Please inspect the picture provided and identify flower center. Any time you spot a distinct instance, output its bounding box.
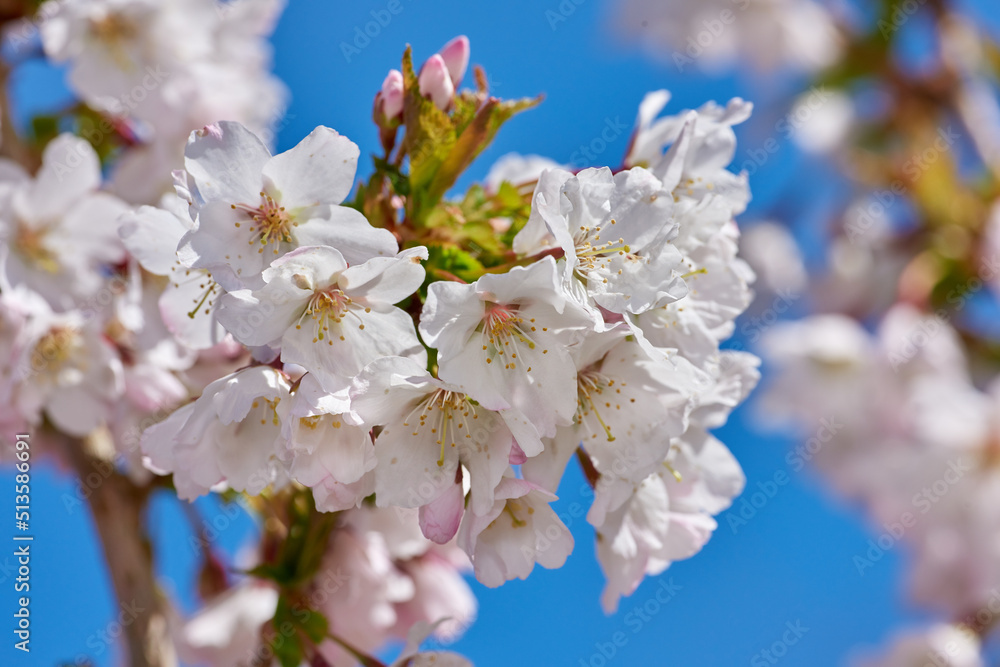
[574,222,632,277]
[232,192,297,255]
[250,397,282,427]
[14,223,59,273]
[171,262,220,320]
[402,389,476,467]
[90,12,138,44]
[295,287,364,345]
[31,327,81,374]
[502,499,531,528]
[575,369,625,442]
[481,304,541,371]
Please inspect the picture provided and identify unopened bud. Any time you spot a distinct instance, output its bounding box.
[381,69,404,120]
[419,54,455,110]
[438,35,470,86]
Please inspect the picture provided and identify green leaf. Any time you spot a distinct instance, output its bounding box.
[272,633,303,667]
[298,609,329,644]
[426,94,542,207]
[373,156,410,197]
[424,244,486,283]
[401,47,457,195]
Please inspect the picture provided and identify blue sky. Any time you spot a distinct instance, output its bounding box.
[5,0,1000,665]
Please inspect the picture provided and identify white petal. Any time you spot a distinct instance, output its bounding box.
[184,121,271,204]
[262,126,359,208]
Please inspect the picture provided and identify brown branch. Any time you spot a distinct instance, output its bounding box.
[61,434,176,667]
[0,59,41,173]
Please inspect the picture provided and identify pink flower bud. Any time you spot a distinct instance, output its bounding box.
[380,69,404,120]
[418,54,455,110]
[438,35,470,86]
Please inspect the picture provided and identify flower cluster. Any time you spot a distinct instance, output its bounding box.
[0,3,760,662]
[762,305,1000,616]
[138,79,759,609]
[39,0,286,203]
[613,0,842,73]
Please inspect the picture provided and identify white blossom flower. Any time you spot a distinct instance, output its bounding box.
[351,356,543,527]
[456,475,574,587]
[282,373,375,512]
[173,582,278,667]
[626,91,752,216]
[513,168,688,321]
[119,196,228,350]
[421,257,594,438]
[177,121,397,290]
[585,349,756,611]
[216,245,428,386]
[521,334,696,494]
[10,288,124,437]
[141,365,291,499]
[634,221,754,368]
[40,0,288,204]
[0,134,128,310]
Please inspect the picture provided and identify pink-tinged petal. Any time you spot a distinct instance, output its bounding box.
[508,439,527,465]
[419,481,465,544]
[262,126,360,209]
[311,473,373,513]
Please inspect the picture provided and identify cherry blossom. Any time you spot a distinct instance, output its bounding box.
[421,257,595,437]
[0,134,128,311]
[177,121,397,291]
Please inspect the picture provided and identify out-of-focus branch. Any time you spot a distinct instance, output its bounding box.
[61,434,176,667]
[0,59,41,172]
